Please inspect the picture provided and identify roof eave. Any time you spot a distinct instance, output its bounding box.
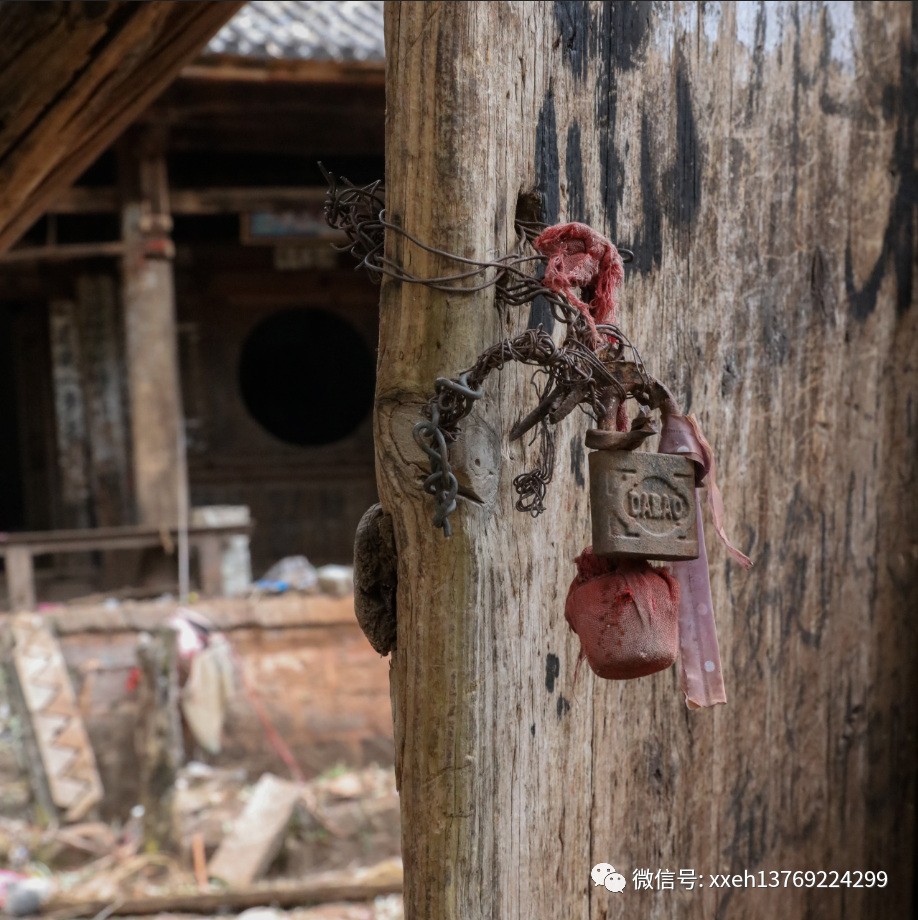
[182,53,385,86]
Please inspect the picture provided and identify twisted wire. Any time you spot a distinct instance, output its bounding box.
[323,168,647,534]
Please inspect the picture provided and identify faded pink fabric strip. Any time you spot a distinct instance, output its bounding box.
[672,491,726,709]
[684,415,752,570]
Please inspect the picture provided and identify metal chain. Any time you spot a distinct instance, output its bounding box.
[411,374,483,536]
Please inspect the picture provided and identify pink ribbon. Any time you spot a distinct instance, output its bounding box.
[659,414,752,569]
[659,414,751,708]
[671,492,726,708]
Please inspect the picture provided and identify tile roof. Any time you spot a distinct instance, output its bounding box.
[206,1,384,63]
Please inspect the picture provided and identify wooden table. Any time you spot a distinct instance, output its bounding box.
[0,523,254,611]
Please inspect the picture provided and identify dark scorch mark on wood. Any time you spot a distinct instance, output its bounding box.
[569,434,585,488]
[845,9,917,320]
[633,113,663,271]
[565,121,585,222]
[528,91,561,332]
[593,1,653,242]
[667,44,702,229]
[744,2,767,123]
[556,694,571,718]
[545,652,560,693]
[553,0,590,82]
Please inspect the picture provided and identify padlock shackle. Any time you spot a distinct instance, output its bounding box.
[594,360,681,429]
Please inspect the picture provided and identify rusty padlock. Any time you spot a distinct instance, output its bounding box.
[586,422,699,561]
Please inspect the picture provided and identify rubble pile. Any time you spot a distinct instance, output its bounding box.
[0,766,402,920]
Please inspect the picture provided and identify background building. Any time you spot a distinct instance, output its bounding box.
[0,0,385,604]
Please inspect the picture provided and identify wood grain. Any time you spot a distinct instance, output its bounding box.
[381,3,918,918]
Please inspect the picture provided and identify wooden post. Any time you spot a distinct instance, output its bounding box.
[135,626,184,851]
[6,547,35,612]
[119,129,187,529]
[197,534,223,597]
[381,4,918,919]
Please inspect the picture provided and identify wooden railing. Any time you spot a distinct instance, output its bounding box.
[0,522,253,611]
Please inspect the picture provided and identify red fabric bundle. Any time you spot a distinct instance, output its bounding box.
[533,222,625,333]
[565,547,681,680]
[534,222,628,429]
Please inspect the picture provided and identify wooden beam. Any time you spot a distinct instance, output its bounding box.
[0,241,126,263]
[44,187,119,214]
[0,593,356,636]
[0,522,252,555]
[49,186,329,215]
[0,1,245,255]
[181,56,385,86]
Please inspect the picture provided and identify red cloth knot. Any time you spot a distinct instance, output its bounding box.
[533,222,625,337]
[565,547,681,681]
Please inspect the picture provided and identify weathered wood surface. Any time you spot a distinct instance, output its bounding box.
[0,0,243,254]
[380,3,918,918]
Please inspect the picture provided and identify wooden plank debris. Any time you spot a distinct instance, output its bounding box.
[10,614,103,821]
[43,859,403,918]
[207,773,302,887]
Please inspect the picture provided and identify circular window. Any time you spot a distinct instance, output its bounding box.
[239,308,375,446]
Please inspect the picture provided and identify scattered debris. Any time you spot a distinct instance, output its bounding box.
[0,869,27,910]
[0,598,395,920]
[208,774,302,887]
[0,763,401,919]
[258,557,318,593]
[5,876,52,916]
[172,762,249,856]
